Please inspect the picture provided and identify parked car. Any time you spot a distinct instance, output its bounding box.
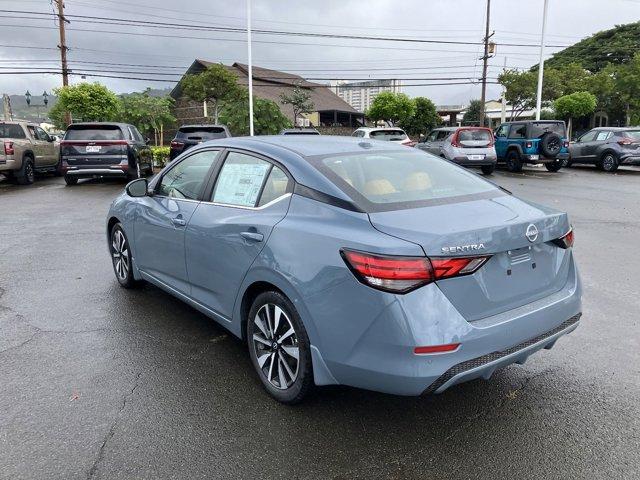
[59,122,152,186]
[416,126,497,175]
[568,127,640,172]
[107,136,581,404]
[494,120,570,172]
[170,124,231,160]
[352,127,413,146]
[280,128,320,135]
[0,121,59,184]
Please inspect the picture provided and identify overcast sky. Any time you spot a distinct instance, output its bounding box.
[1,0,638,105]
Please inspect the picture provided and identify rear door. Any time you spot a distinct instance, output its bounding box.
[185,150,292,319]
[61,125,128,169]
[134,149,220,294]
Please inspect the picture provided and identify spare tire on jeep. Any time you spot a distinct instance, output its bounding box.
[540,133,562,157]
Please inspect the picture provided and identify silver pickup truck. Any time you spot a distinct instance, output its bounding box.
[0,121,59,184]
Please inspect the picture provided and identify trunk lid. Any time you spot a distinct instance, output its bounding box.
[61,140,128,166]
[369,195,572,321]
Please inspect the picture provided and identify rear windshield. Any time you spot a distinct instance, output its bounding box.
[0,123,26,138]
[457,129,492,142]
[529,122,565,138]
[316,150,499,211]
[177,127,228,140]
[65,125,124,141]
[623,130,640,140]
[369,130,407,141]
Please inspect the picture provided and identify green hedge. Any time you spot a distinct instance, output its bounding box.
[150,146,170,167]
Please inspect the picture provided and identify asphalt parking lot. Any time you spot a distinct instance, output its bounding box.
[1,165,639,480]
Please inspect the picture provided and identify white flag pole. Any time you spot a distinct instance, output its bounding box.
[247,0,254,136]
[535,0,549,121]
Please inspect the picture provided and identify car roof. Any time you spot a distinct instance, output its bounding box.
[178,124,228,129]
[66,122,132,129]
[501,120,564,124]
[355,127,406,132]
[280,128,320,134]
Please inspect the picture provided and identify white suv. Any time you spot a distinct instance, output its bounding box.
[352,127,413,146]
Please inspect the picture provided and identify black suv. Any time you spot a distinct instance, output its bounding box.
[494,120,570,172]
[169,124,231,160]
[60,123,152,186]
[568,127,640,172]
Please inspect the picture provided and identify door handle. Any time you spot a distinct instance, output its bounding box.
[172,216,187,227]
[240,231,264,242]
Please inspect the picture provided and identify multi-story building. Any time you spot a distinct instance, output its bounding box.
[332,79,402,113]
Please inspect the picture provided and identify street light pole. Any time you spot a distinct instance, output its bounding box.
[535,0,549,120]
[247,0,254,136]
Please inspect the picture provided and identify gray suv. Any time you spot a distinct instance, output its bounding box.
[568,127,640,172]
[0,121,59,184]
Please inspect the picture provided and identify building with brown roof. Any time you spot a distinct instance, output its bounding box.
[170,60,364,130]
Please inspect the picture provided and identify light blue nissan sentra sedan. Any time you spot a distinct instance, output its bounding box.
[106,135,581,404]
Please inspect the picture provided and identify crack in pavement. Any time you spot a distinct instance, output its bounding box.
[444,367,561,442]
[87,371,142,480]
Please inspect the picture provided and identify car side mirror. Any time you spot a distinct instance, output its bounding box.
[126,178,148,197]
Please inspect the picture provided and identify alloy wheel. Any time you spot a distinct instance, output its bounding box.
[111,229,130,281]
[251,303,299,390]
[26,162,34,183]
[602,154,615,171]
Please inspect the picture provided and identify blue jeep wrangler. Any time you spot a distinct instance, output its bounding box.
[494,120,570,172]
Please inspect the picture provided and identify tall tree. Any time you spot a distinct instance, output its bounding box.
[399,97,441,135]
[181,64,240,123]
[120,90,176,145]
[49,82,119,129]
[461,100,486,126]
[279,84,314,126]
[366,92,415,126]
[615,52,640,125]
[498,69,560,120]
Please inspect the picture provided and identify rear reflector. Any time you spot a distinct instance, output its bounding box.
[553,227,574,249]
[414,343,460,355]
[341,249,490,293]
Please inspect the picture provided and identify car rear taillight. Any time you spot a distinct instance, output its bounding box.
[552,228,574,249]
[341,249,490,293]
[617,138,633,146]
[170,140,184,149]
[563,141,569,148]
[525,141,533,149]
[4,141,14,155]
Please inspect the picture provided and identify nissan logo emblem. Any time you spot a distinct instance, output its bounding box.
[526,224,539,242]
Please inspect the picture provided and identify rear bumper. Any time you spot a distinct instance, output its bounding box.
[522,152,569,163]
[451,156,497,166]
[317,255,582,396]
[620,154,640,165]
[64,167,128,178]
[0,156,18,172]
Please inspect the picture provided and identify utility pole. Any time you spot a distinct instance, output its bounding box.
[247,0,254,136]
[479,0,493,127]
[500,57,507,123]
[535,0,549,120]
[56,0,71,126]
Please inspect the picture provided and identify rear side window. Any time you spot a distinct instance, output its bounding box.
[211,152,272,207]
[529,122,565,138]
[65,126,124,141]
[369,130,407,141]
[508,124,526,139]
[0,124,26,138]
[177,127,228,141]
[258,166,289,206]
[157,150,218,200]
[318,150,498,208]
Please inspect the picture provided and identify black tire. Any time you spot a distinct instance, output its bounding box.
[109,223,141,289]
[64,175,78,186]
[481,164,495,175]
[561,157,572,168]
[599,152,619,172]
[247,290,313,404]
[545,159,563,172]
[16,156,35,185]
[505,149,523,172]
[540,133,562,157]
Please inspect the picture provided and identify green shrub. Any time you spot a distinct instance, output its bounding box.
[151,146,170,167]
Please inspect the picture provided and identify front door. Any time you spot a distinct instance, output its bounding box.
[134,149,219,294]
[572,130,598,161]
[185,150,292,320]
[35,126,57,166]
[26,125,46,166]
[416,130,439,154]
[494,124,509,159]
